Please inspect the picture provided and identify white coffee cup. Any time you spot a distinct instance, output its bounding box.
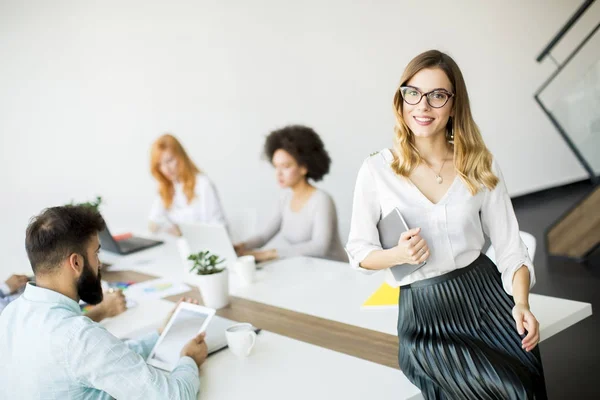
[235,255,256,285]
[225,323,257,357]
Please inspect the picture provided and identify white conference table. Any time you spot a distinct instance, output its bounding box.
[102,299,423,400]
[100,236,593,400]
[101,237,593,343]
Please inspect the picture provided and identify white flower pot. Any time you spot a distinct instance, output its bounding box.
[190,269,230,309]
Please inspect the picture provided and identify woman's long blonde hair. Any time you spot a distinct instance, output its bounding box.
[391,50,498,195]
[150,134,201,209]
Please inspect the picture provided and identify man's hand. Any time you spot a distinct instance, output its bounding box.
[181,332,208,368]
[158,297,199,335]
[5,275,29,294]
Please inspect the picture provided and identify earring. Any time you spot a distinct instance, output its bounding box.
[447,118,454,142]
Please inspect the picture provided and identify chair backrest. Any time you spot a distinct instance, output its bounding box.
[485,231,537,264]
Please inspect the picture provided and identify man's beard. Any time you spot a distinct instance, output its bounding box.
[77,256,103,305]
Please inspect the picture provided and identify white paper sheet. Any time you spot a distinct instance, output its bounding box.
[125,278,191,301]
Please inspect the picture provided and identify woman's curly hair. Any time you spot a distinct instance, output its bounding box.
[264,125,331,182]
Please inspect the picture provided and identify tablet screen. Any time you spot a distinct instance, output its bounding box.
[148,308,211,369]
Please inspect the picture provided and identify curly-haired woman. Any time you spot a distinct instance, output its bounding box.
[235,125,347,263]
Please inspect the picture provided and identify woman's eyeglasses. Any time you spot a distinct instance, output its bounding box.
[399,86,454,108]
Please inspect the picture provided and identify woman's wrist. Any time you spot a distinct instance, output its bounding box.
[391,246,408,266]
[266,249,278,261]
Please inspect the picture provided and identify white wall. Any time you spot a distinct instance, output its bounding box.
[0,0,591,279]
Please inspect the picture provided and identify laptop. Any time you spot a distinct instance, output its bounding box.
[99,225,163,255]
[178,223,238,266]
[377,208,426,281]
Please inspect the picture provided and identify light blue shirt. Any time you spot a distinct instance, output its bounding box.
[0,283,200,399]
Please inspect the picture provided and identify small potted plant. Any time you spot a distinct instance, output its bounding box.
[187,250,229,309]
[73,196,103,211]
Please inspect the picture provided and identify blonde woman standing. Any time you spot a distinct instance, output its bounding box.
[346,50,547,399]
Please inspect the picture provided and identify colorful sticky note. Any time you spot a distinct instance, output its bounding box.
[361,282,400,309]
[109,281,135,291]
[81,304,94,313]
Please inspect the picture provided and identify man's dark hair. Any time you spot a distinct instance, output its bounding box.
[25,205,106,274]
[264,125,331,182]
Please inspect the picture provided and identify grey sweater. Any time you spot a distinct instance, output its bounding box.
[246,189,347,262]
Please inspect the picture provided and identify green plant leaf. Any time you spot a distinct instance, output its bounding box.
[188,249,226,275]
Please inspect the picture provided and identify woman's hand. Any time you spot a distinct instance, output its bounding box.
[86,290,127,323]
[512,303,539,352]
[148,221,181,236]
[395,227,430,265]
[235,243,277,262]
[233,242,247,256]
[148,222,160,233]
[99,290,127,318]
[245,249,277,263]
[166,224,182,237]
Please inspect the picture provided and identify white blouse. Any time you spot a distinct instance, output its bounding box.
[345,149,535,295]
[149,174,227,228]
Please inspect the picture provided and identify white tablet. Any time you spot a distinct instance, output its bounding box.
[377,207,426,281]
[147,302,215,371]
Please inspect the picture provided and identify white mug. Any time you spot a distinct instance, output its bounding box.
[225,323,257,357]
[235,255,256,285]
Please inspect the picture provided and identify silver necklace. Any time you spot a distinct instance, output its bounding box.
[423,147,450,184]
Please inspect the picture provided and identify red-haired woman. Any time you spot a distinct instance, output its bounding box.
[148,134,226,236]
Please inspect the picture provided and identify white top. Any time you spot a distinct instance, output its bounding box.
[149,174,227,228]
[345,149,535,295]
[245,189,347,262]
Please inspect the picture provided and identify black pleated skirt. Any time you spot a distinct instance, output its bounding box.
[397,254,547,400]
